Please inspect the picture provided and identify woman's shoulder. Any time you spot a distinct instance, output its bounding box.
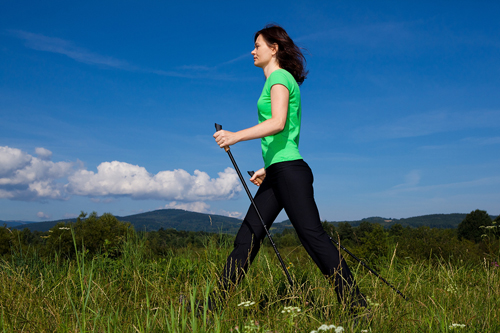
[268,69,297,87]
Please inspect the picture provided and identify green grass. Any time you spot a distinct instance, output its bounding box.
[0,236,499,332]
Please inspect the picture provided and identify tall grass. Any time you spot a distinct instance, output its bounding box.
[0,233,498,332]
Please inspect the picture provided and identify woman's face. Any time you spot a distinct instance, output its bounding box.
[252,34,276,68]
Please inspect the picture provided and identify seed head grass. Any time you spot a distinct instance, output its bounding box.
[0,235,498,332]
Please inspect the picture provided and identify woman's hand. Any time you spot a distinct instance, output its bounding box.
[250,167,266,186]
[213,130,239,149]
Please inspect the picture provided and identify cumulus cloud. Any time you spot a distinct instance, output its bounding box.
[0,146,77,200]
[162,202,243,218]
[37,211,50,219]
[35,147,53,160]
[66,161,241,201]
[0,146,241,205]
[220,210,243,219]
[163,201,212,214]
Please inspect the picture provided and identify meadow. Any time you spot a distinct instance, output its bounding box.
[1,232,499,333]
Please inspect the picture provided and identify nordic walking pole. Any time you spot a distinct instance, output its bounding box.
[329,237,409,301]
[249,169,409,302]
[215,123,293,287]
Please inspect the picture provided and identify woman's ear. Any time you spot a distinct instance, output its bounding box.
[271,43,279,56]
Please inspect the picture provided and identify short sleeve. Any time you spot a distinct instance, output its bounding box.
[268,70,291,91]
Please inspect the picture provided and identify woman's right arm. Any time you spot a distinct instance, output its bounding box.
[213,84,289,149]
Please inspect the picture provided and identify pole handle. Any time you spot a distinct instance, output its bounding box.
[248,171,263,185]
[214,123,230,152]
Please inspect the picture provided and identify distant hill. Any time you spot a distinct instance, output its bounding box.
[11,209,245,234]
[10,210,497,234]
[284,213,497,230]
[326,213,499,229]
[1,220,36,228]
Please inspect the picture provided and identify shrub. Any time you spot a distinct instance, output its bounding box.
[44,212,133,258]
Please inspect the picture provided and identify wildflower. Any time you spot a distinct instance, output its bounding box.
[446,285,458,293]
[243,320,260,331]
[59,227,71,230]
[310,324,344,333]
[449,323,466,329]
[492,262,499,268]
[281,306,301,314]
[238,301,256,307]
[366,297,380,307]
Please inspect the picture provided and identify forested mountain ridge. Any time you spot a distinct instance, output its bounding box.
[8,209,498,234]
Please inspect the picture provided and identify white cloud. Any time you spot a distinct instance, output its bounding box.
[35,147,53,160]
[0,146,77,200]
[37,211,50,219]
[0,146,32,177]
[0,146,241,203]
[220,210,243,219]
[162,202,244,218]
[163,201,212,214]
[66,161,241,201]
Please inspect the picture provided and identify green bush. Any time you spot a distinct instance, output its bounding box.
[44,212,133,258]
[457,209,493,243]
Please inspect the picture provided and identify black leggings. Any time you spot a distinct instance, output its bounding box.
[219,159,364,305]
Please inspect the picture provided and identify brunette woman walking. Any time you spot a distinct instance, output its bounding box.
[212,24,366,312]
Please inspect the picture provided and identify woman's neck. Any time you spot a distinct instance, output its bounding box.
[263,61,281,79]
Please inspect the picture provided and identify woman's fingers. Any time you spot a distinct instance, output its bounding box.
[213,130,235,148]
[250,168,265,186]
[213,130,227,148]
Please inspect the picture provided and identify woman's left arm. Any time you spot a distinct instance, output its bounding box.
[213,84,289,149]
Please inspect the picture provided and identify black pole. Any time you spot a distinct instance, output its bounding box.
[215,123,293,287]
[248,167,408,301]
[329,237,409,301]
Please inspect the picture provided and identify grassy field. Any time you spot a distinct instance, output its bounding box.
[1,236,499,332]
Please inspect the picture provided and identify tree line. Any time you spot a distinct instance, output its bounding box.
[1,209,498,265]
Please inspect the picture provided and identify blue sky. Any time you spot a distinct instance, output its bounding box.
[1,1,499,222]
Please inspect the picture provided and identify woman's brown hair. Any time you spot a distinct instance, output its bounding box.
[255,24,308,85]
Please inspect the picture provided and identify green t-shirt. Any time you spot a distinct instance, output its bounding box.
[257,69,302,168]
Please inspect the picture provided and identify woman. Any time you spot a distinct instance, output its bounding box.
[213,24,366,311]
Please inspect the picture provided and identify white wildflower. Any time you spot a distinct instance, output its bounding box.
[311,324,343,332]
[281,306,301,314]
[366,297,380,307]
[446,285,458,293]
[237,301,255,307]
[449,323,466,329]
[59,227,71,230]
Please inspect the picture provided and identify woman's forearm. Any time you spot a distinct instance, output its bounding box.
[235,117,285,142]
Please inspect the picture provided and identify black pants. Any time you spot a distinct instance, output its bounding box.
[219,159,364,305]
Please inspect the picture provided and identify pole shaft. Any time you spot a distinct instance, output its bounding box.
[214,123,293,287]
[330,236,409,301]
[226,150,294,287]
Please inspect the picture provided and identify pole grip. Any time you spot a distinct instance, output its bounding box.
[214,123,229,152]
[248,170,262,185]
